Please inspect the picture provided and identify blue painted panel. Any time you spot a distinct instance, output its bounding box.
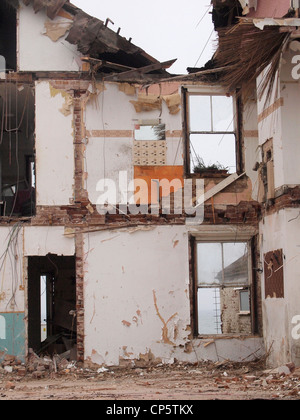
[0,313,26,362]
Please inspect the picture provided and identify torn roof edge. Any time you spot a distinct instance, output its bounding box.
[7,0,176,76]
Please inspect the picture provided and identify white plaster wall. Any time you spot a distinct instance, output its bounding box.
[0,227,24,312]
[260,209,300,366]
[166,138,183,166]
[85,137,133,205]
[35,81,74,206]
[243,97,260,200]
[85,83,183,205]
[85,83,182,132]
[18,4,81,72]
[257,70,285,190]
[257,51,300,189]
[283,209,300,366]
[83,225,191,366]
[280,82,300,185]
[23,226,75,256]
[83,225,265,366]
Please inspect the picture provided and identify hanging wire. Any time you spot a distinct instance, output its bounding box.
[0,223,23,310]
[194,28,215,68]
[195,5,212,28]
[9,82,20,217]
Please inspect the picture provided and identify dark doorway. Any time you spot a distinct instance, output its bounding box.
[0,1,17,72]
[28,255,77,359]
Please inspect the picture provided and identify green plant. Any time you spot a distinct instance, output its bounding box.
[193,156,228,174]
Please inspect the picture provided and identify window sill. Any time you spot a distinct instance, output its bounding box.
[196,334,260,340]
[185,172,231,179]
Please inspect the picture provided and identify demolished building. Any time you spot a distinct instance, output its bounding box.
[0,0,298,370]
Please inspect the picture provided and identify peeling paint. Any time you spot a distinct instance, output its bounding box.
[130,94,162,113]
[153,290,178,346]
[118,83,136,96]
[162,93,181,115]
[49,83,73,116]
[43,19,72,42]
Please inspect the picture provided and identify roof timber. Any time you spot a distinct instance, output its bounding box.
[8,0,175,77]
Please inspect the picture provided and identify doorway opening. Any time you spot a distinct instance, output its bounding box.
[28,255,77,360]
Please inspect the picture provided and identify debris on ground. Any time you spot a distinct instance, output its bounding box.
[0,355,300,400]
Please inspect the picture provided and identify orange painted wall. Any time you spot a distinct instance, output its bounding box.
[134,166,184,205]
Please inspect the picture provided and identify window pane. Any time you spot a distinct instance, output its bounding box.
[190,133,236,174]
[240,290,250,312]
[189,95,211,132]
[197,288,222,335]
[212,96,234,132]
[134,124,165,141]
[223,242,249,286]
[197,242,222,286]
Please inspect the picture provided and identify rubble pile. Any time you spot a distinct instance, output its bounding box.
[0,350,81,380]
[0,356,300,400]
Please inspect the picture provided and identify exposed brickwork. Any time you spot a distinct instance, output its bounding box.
[220,288,252,335]
[252,234,263,336]
[263,186,300,216]
[32,206,70,226]
[75,231,85,362]
[202,201,261,225]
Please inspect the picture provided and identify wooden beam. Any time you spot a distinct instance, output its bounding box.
[81,57,135,72]
[103,59,177,82]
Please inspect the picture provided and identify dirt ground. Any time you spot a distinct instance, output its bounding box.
[1,359,300,401]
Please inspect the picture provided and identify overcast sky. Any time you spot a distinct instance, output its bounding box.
[71,0,216,75]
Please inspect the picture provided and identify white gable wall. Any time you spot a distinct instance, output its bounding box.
[17,3,81,72]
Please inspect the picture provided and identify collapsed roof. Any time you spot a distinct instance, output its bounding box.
[185,1,298,103]
[6,0,176,79]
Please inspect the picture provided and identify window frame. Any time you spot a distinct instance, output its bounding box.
[189,229,257,338]
[182,85,243,177]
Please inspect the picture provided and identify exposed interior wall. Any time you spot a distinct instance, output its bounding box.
[18,3,81,72]
[84,225,190,366]
[280,44,300,186]
[84,82,183,206]
[257,67,285,191]
[83,225,263,367]
[256,46,300,367]
[23,226,75,256]
[256,44,300,190]
[260,209,300,367]
[35,80,74,206]
[243,90,260,201]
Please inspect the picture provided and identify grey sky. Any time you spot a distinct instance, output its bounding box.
[71,0,216,74]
